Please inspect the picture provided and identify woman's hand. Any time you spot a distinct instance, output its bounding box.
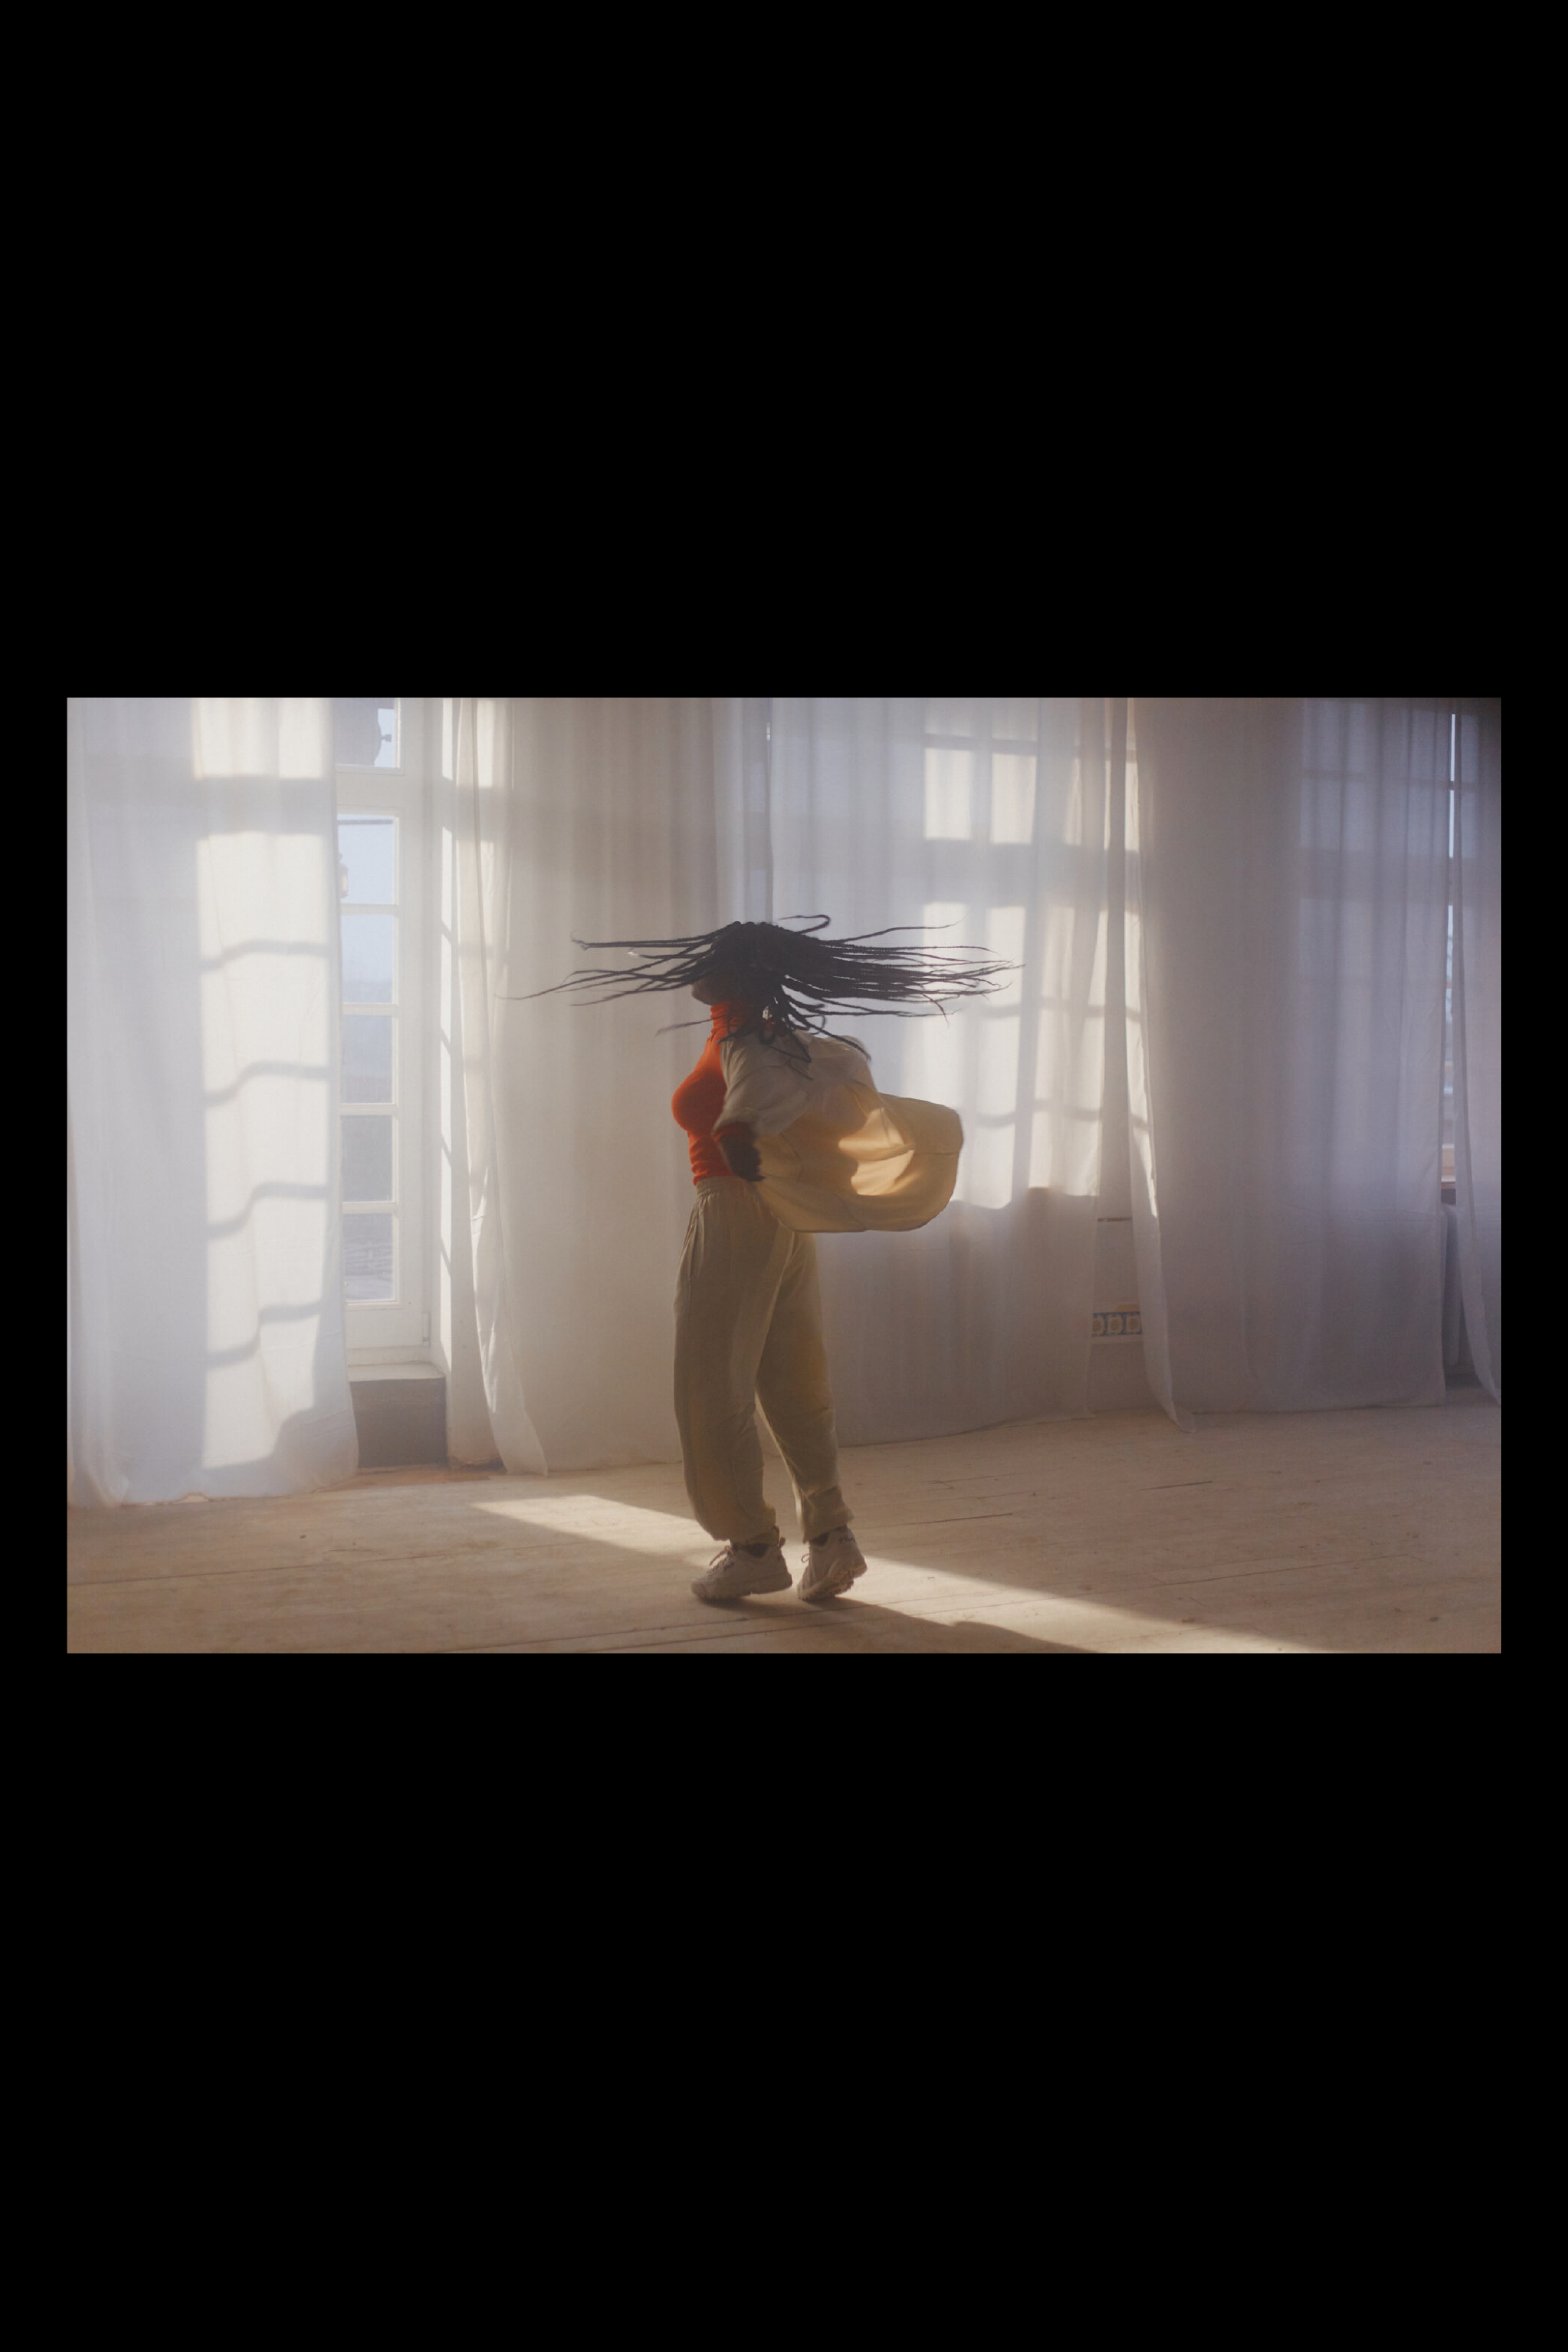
[718,1128,763,1182]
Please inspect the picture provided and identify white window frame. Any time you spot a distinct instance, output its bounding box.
[335,699,431,1365]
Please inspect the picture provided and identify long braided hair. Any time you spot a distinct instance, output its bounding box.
[512,916,1016,1074]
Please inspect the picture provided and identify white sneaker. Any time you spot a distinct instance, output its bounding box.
[800,1525,867,1603]
[691,1533,793,1603]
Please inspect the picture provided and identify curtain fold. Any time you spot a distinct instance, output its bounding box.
[767,697,1109,1440]
[1130,698,1452,1413]
[439,697,759,1471]
[446,697,548,1474]
[67,698,357,1504]
[1450,697,1501,1399]
[1121,699,1195,1432]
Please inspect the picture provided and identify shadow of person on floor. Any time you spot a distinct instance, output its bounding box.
[717,1594,1085,1653]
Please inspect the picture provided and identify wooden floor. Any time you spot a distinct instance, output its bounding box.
[66,1388,1500,1653]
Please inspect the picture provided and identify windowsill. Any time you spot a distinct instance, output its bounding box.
[347,1356,441,1380]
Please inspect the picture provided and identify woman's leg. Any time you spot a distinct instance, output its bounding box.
[673,1181,794,1546]
[754,1231,852,1543]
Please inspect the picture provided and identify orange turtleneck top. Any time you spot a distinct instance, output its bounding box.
[672,1001,764,1183]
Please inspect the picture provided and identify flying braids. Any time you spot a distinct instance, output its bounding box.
[511,915,1016,1073]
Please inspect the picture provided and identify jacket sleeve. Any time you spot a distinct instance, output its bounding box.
[717,1032,816,1138]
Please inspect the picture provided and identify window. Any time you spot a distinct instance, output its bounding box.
[914,697,1082,1211]
[334,699,430,1361]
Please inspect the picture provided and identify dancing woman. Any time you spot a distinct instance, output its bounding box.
[524,918,1012,1605]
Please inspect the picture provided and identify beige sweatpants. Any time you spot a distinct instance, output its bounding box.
[674,1175,852,1548]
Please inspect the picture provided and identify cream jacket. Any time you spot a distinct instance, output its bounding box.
[716,1026,963,1233]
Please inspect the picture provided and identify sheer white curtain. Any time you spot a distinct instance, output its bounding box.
[67,698,357,1504]
[1450,697,1501,1400]
[440,695,1108,1468]
[1118,697,1193,1432]
[766,698,1110,1439]
[1129,699,1454,1414]
[70,693,1490,1510]
[437,697,765,1471]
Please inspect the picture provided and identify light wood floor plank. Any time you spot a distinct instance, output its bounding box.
[66,1396,1500,1654]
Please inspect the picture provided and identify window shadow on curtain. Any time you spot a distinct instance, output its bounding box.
[1130,698,1453,1414]
[67,698,357,1504]
[770,698,1110,1443]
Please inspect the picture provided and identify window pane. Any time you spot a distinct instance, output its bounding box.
[924,747,973,839]
[342,1115,394,1204]
[342,911,394,1004]
[343,1013,393,1103]
[333,698,399,770]
[344,1212,394,1301]
[338,816,396,904]
[991,752,1037,845]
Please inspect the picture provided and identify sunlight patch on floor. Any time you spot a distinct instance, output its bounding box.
[877,1564,1321,1651]
[474,1494,1320,1652]
[476,1495,706,1556]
